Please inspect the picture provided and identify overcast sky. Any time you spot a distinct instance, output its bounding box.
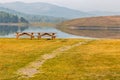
[0,0,120,12]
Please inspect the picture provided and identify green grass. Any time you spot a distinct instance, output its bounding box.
[0,38,82,80]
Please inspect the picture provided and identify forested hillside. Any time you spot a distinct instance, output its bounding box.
[0,7,66,23]
[0,11,28,23]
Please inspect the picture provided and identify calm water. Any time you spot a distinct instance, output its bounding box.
[0,25,85,38]
[59,26,120,39]
[1,25,119,39]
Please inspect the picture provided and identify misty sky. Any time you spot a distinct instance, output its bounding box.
[0,0,120,12]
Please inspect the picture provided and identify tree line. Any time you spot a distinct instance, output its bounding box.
[0,11,28,23]
[0,7,66,23]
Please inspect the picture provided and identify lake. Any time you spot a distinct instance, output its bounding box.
[0,25,85,38]
[1,25,119,39]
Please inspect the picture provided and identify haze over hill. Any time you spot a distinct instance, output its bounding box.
[88,11,120,16]
[0,2,90,18]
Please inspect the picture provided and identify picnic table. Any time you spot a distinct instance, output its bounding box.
[16,32,56,40]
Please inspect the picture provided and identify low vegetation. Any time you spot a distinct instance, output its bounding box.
[60,16,120,27]
[0,39,120,80]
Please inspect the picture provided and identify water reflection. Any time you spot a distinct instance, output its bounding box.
[0,26,82,38]
[61,26,120,38]
[0,25,28,36]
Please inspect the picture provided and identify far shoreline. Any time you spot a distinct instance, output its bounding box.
[0,23,28,26]
[0,22,57,27]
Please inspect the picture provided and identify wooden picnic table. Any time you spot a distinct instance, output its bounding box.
[16,32,56,40]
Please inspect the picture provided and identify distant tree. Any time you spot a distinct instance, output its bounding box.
[0,11,28,23]
[12,15,19,23]
[20,17,28,23]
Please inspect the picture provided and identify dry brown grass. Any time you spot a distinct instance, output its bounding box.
[29,39,120,80]
[0,38,82,80]
[61,16,120,27]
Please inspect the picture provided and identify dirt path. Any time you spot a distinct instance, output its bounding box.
[17,40,93,79]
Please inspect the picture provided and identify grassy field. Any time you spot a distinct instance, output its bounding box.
[0,39,120,80]
[0,38,82,80]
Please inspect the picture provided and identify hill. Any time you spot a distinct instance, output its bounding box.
[0,2,90,18]
[58,16,120,38]
[0,7,66,23]
[60,16,120,27]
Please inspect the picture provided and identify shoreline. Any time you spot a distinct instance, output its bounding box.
[0,23,28,26]
[0,22,57,27]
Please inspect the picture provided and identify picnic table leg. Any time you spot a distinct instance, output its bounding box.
[30,33,34,40]
[52,36,56,40]
[16,32,19,39]
[38,36,41,40]
[51,33,56,40]
[38,33,41,40]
